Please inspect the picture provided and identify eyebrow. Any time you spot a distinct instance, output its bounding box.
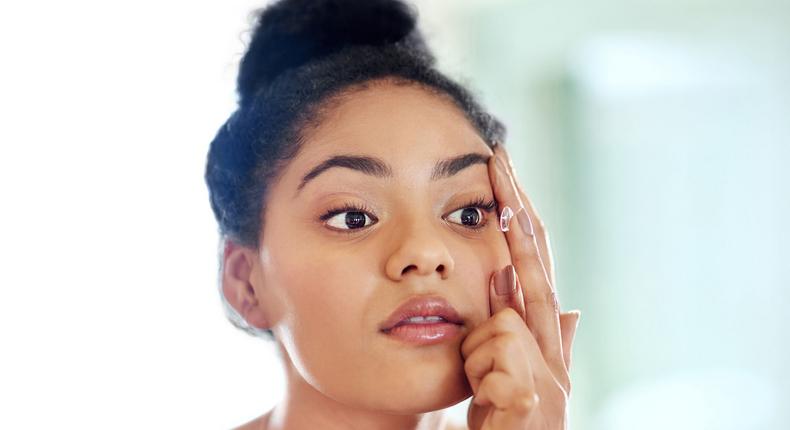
[295,152,490,196]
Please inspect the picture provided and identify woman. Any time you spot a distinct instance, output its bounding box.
[204,0,581,428]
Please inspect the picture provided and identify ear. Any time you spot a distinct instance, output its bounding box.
[221,240,270,330]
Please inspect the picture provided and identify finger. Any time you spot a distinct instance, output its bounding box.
[559,311,580,371]
[488,264,526,321]
[461,306,528,361]
[493,142,556,286]
[461,308,559,392]
[472,371,540,420]
[489,149,566,377]
[464,332,530,395]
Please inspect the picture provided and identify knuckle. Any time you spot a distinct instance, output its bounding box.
[523,291,542,306]
[492,308,522,330]
[492,308,513,326]
[512,393,539,415]
[524,290,560,313]
[460,342,474,360]
[491,341,509,358]
[548,290,560,312]
[491,333,516,353]
[523,294,539,309]
[546,288,560,314]
[463,355,478,374]
[502,306,521,321]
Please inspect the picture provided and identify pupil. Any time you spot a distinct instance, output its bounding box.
[345,212,366,229]
[460,208,480,226]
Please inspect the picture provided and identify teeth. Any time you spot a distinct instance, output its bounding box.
[405,316,446,324]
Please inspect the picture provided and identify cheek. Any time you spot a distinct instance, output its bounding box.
[452,230,511,317]
[268,240,379,393]
[263,209,374,336]
[486,222,513,267]
[276,242,373,334]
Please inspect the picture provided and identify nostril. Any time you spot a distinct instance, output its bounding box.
[401,264,417,275]
[399,264,446,276]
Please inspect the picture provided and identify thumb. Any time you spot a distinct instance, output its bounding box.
[559,310,581,371]
[489,264,526,321]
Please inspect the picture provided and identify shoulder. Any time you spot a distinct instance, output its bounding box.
[232,411,270,430]
[232,417,261,430]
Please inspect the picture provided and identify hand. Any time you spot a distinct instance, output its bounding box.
[492,143,580,373]
[461,143,581,429]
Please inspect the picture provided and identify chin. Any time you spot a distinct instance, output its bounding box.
[378,379,472,414]
[365,352,473,413]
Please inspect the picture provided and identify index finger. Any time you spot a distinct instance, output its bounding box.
[494,142,556,286]
[488,147,567,378]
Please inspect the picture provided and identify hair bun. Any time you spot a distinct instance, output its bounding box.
[237,0,424,106]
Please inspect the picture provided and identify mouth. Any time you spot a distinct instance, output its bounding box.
[379,295,465,345]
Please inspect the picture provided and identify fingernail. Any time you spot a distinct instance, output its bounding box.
[499,205,514,232]
[494,265,516,296]
[516,207,534,236]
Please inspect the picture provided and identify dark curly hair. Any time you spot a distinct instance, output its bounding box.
[205,0,507,338]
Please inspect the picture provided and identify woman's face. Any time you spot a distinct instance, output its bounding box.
[248,80,511,412]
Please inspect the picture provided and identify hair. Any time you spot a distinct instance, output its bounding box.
[205,0,507,339]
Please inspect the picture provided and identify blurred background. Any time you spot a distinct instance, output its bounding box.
[1,0,787,428]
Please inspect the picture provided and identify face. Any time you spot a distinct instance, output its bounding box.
[235,80,511,413]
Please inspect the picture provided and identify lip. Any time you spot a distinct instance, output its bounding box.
[383,322,463,345]
[379,295,465,332]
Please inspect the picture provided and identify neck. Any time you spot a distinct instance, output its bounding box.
[264,343,452,430]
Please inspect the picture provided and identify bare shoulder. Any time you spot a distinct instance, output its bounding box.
[232,411,271,430]
[445,424,468,430]
[232,416,262,430]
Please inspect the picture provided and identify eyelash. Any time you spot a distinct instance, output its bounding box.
[319,197,498,234]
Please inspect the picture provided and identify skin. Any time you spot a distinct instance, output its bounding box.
[222,78,580,430]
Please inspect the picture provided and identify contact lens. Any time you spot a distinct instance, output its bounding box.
[499,206,514,232]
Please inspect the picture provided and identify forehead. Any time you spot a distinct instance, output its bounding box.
[296,81,488,168]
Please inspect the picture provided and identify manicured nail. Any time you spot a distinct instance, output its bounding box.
[494,265,516,296]
[516,206,534,236]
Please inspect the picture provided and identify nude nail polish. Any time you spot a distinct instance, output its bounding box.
[516,207,534,236]
[494,265,516,296]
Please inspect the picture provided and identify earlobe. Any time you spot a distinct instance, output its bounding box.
[222,241,270,330]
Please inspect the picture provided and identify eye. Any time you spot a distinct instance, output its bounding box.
[319,197,495,234]
[444,197,497,231]
[445,207,485,229]
[320,203,378,232]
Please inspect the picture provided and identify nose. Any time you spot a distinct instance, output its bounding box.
[384,216,455,281]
